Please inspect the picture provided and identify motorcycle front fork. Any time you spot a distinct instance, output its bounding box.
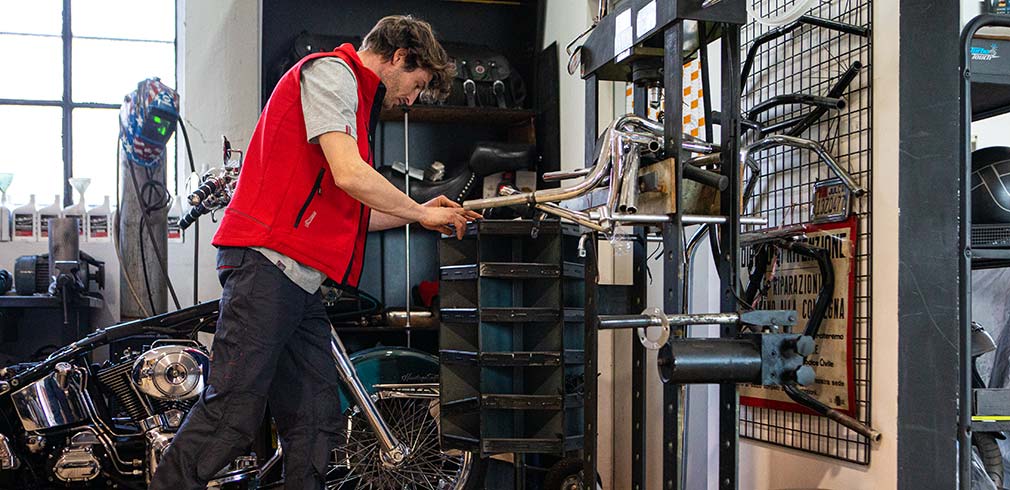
[328,328,410,468]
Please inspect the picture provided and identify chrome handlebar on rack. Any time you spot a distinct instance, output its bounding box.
[740,134,866,197]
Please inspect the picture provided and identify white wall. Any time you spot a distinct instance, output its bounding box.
[171,0,261,307]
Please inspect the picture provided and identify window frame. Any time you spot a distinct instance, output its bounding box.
[0,0,178,206]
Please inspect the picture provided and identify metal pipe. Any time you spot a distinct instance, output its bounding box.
[607,136,627,213]
[787,61,863,137]
[740,135,866,196]
[330,330,408,466]
[598,312,741,329]
[585,212,768,226]
[657,339,763,384]
[403,110,411,340]
[617,144,641,213]
[747,94,845,121]
[543,168,592,182]
[499,187,607,231]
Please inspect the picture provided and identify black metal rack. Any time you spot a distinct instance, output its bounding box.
[578,1,746,488]
[960,15,1010,489]
[438,219,586,458]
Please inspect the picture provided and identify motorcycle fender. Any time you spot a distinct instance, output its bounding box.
[336,347,438,414]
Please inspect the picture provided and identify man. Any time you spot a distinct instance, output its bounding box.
[150,15,479,490]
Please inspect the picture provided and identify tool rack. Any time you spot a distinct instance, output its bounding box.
[959,14,1010,489]
[577,1,747,488]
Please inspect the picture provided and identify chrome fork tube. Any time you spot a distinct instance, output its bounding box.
[329,329,409,467]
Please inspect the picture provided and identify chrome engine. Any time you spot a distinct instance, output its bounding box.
[0,342,213,485]
[53,431,102,482]
[132,344,210,401]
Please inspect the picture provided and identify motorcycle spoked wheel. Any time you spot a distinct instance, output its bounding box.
[326,390,482,490]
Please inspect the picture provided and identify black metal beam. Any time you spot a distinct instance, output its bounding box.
[898,0,962,488]
[62,0,73,206]
[631,83,649,490]
[662,24,686,490]
[717,22,742,490]
[582,73,599,490]
[579,0,746,79]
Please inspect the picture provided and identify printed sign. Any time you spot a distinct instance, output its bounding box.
[740,217,858,417]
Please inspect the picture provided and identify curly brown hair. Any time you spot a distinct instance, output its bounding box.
[361,15,455,102]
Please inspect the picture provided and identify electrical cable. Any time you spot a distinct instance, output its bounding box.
[113,144,152,318]
[123,130,182,311]
[746,0,816,27]
[177,118,200,306]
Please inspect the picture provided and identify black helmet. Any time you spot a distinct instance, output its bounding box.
[972,147,1010,224]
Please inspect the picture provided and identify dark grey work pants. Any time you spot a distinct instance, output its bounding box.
[150,247,341,490]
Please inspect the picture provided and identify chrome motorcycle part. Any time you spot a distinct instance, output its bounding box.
[327,388,475,490]
[132,345,209,401]
[25,435,44,454]
[54,431,102,482]
[0,434,19,470]
[739,135,867,197]
[207,456,260,489]
[637,307,670,350]
[11,365,87,431]
[329,331,410,468]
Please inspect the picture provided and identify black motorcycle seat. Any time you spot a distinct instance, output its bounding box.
[468,142,535,176]
[378,165,477,204]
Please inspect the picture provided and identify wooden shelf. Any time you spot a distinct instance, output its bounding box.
[380,105,536,125]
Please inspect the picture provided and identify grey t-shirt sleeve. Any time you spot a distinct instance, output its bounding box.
[300,57,358,144]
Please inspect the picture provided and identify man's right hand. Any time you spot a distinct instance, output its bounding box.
[419,205,476,239]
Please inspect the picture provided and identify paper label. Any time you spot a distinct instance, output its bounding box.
[88,215,109,239]
[614,9,633,60]
[636,1,657,39]
[14,214,34,238]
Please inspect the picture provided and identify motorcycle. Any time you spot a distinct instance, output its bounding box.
[0,137,482,489]
[0,297,479,489]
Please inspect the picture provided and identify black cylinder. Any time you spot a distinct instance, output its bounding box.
[658,339,762,384]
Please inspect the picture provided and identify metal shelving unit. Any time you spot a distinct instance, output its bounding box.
[959,14,1010,489]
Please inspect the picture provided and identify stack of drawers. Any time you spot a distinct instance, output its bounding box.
[438,219,586,456]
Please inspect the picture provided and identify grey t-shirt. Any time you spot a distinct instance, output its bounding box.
[253,56,362,293]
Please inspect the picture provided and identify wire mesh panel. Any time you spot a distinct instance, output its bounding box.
[738,0,873,464]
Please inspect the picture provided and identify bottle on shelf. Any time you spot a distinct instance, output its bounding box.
[63,178,90,239]
[12,194,36,242]
[38,194,62,240]
[87,196,111,243]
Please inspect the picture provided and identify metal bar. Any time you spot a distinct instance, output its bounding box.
[630,82,648,490]
[786,61,863,137]
[329,330,406,462]
[582,74,599,490]
[740,134,866,196]
[62,0,72,206]
[599,312,740,329]
[662,23,685,490]
[718,22,742,490]
[746,94,845,121]
[403,109,411,346]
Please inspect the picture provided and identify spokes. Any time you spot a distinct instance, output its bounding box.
[327,393,474,490]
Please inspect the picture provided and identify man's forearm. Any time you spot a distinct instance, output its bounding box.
[369,210,412,231]
[333,158,426,221]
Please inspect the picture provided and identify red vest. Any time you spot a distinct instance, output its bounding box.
[213,44,384,286]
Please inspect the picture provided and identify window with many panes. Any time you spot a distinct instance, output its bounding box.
[0,0,176,209]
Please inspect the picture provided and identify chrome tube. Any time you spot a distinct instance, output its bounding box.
[607,134,627,214]
[586,212,769,226]
[598,312,742,329]
[740,135,866,196]
[499,187,607,232]
[543,168,592,182]
[330,330,408,466]
[617,145,641,213]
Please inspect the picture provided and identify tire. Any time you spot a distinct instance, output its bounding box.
[543,457,601,490]
[326,391,485,490]
[974,432,1005,489]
